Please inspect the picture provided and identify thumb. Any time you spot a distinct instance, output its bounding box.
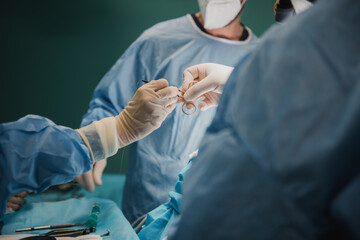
[184,75,216,101]
[181,70,196,92]
[75,171,95,193]
[93,159,107,186]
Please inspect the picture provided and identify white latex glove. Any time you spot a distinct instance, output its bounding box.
[116,79,178,148]
[74,159,107,192]
[181,63,234,111]
[6,191,28,213]
[77,79,178,164]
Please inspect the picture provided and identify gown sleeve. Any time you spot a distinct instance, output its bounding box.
[0,115,92,218]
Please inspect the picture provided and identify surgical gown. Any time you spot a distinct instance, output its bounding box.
[81,14,258,222]
[137,160,192,240]
[0,115,92,218]
[170,0,360,239]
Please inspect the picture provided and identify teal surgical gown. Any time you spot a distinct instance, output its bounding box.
[81,14,258,222]
[137,160,192,240]
[0,115,92,218]
[170,0,360,239]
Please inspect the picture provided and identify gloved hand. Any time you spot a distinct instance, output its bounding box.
[6,191,28,213]
[75,159,107,192]
[77,79,178,163]
[181,63,234,111]
[116,79,178,148]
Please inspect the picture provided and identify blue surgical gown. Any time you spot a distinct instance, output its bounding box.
[170,0,360,239]
[0,115,92,218]
[81,14,258,222]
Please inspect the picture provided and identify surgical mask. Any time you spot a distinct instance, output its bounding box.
[290,0,313,14]
[198,0,245,29]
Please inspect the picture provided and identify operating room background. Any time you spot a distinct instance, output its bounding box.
[0,0,274,174]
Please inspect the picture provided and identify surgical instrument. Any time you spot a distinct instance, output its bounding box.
[16,222,85,232]
[142,80,196,115]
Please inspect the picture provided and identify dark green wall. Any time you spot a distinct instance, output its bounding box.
[0,0,275,173]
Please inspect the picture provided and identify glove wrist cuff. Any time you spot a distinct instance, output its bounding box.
[78,117,119,162]
[115,109,142,149]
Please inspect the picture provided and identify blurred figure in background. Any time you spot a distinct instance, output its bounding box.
[274,0,315,22]
[170,0,360,239]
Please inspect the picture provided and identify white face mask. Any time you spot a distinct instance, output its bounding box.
[290,0,313,14]
[197,0,245,29]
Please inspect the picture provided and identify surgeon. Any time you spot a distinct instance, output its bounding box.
[78,0,259,223]
[0,79,178,218]
[168,0,360,239]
